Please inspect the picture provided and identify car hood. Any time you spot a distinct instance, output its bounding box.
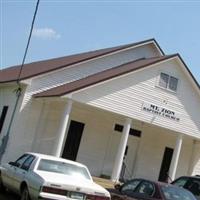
[36,171,110,197]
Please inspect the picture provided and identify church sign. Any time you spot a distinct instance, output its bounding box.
[142,102,180,122]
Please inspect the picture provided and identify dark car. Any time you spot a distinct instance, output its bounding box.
[108,178,196,200]
[172,176,200,200]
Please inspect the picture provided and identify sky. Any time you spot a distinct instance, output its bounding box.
[1,0,200,84]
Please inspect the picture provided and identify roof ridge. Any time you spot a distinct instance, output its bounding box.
[0,38,162,83]
[2,38,157,69]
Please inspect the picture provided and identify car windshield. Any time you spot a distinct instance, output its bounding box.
[161,185,196,200]
[37,159,91,180]
[173,177,200,200]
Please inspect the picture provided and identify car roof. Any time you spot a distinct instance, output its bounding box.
[25,152,87,168]
[128,178,184,189]
[131,178,168,185]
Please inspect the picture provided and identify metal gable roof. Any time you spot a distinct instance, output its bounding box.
[0,38,162,84]
[34,54,177,98]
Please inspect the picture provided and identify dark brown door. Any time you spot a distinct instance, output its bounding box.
[158,147,174,182]
[62,120,85,161]
[0,106,8,133]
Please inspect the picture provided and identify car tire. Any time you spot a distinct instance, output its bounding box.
[0,173,5,193]
[21,186,31,200]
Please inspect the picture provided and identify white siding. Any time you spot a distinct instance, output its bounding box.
[31,102,193,179]
[189,141,200,176]
[30,101,142,177]
[21,44,158,108]
[0,84,33,163]
[134,123,193,180]
[0,85,18,139]
[1,41,199,179]
[31,100,65,155]
[72,59,200,138]
[1,44,159,162]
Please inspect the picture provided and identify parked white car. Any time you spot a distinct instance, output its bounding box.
[0,152,110,200]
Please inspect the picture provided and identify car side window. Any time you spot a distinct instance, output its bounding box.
[14,154,30,167]
[135,180,155,197]
[21,155,35,171]
[121,179,141,193]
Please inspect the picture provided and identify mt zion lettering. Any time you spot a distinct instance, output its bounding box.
[142,103,180,122]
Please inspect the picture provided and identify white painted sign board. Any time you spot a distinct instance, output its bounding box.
[142,102,180,122]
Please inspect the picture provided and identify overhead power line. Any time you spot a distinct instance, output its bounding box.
[0,0,40,162]
[17,0,40,87]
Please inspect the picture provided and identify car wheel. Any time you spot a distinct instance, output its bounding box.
[21,186,30,200]
[0,173,5,192]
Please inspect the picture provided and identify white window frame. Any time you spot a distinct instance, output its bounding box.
[157,72,179,93]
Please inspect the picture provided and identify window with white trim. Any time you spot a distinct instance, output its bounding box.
[158,73,178,92]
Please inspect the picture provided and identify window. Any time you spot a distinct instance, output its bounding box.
[114,124,142,138]
[159,73,169,89]
[129,129,141,137]
[21,155,35,171]
[161,185,196,200]
[15,154,30,167]
[121,179,141,193]
[169,76,178,91]
[0,106,8,133]
[172,177,189,188]
[37,159,91,180]
[158,73,178,92]
[114,124,123,132]
[183,179,200,197]
[172,177,200,198]
[135,181,155,197]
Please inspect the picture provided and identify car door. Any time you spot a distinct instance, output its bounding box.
[13,155,35,193]
[3,154,30,192]
[121,179,142,197]
[131,180,158,200]
[1,162,18,190]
